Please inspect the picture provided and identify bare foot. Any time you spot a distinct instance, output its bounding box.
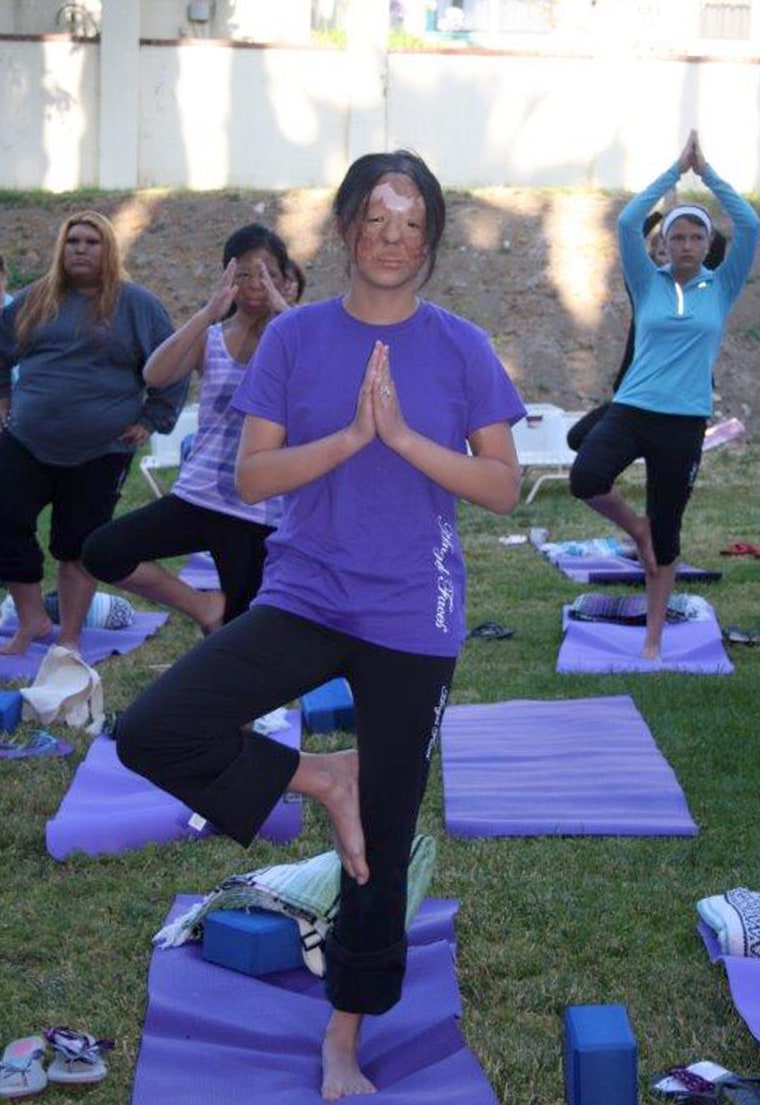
[631,515,657,576]
[0,614,53,655]
[56,636,82,656]
[199,590,226,636]
[642,639,661,662]
[321,1013,376,1101]
[293,749,369,885]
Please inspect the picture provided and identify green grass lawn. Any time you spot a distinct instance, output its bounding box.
[2,445,759,1104]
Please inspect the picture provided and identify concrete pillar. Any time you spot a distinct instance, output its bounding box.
[98,0,140,188]
[750,0,760,39]
[345,0,388,164]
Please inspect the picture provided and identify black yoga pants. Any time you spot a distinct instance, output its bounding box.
[0,431,131,583]
[569,403,706,565]
[116,604,456,1015]
[82,493,274,623]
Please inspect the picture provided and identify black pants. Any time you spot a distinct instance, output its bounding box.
[116,604,456,1014]
[0,431,131,582]
[569,403,706,565]
[82,493,274,623]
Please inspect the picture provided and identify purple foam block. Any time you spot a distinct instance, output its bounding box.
[0,611,168,684]
[441,695,697,838]
[301,678,355,734]
[564,1004,637,1105]
[45,710,302,860]
[132,897,499,1105]
[0,689,22,732]
[556,602,733,675]
[202,909,303,977]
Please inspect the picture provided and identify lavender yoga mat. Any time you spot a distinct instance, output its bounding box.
[556,555,721,586]
[45,711,302,860]
[556,603,733,675]
[0,611,168,683]
[178,551,219,591]
[699,920,760,1042]
[441,695,697,837]
[132,897,499,1105]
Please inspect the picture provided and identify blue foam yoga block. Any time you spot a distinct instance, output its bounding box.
[0,690,23,733]
[202,908,303,977]
[563,1004,637,1105]
[301,678,355,733]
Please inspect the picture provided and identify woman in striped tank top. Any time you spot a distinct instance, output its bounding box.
[82,224,301,632]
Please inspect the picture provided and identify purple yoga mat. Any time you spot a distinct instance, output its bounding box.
[0,611,168,683]
[556,555,721,585]
[556,602,734,674]
[699,920,760,1042]
[441,694,697,837]
[45,711,302,861]
[132,897,499,1105]
[178,551,219,591]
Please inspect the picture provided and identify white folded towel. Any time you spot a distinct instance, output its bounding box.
[697,887,760,957]
[20,645,104,736]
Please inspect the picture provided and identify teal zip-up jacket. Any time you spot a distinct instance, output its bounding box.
[614,162,760,416]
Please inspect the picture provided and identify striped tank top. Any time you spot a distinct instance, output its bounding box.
[172,323,282,527]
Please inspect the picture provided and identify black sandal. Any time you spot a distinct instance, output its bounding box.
[466,622,515,641]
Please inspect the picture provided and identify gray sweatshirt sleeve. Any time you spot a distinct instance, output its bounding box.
[124,285,189,433]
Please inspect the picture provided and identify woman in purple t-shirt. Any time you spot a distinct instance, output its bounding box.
[117,150,524,1101]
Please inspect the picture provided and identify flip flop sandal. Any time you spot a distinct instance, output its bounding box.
[466,622,515,640]
[722,626,758,645]
[0,731,72,761]
[0,1036,47,1099]
[720,543,760,557]
[43,1027,114,1085]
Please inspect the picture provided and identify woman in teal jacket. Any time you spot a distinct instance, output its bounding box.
[570,131,759,660]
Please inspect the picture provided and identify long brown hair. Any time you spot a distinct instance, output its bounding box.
[15,211,128,347]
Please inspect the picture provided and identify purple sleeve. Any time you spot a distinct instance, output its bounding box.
[231,323,288,425]
[465,330,526,433]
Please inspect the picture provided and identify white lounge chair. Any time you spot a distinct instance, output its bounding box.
[139,403,199,498]
[512,403,583,503]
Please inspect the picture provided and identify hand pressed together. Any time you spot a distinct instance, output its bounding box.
[347,340,412,454]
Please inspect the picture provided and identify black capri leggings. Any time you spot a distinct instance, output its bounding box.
[569,403,706,565]
[0,431,131,583]
[116,604,456,1015]
[82,494,274,623]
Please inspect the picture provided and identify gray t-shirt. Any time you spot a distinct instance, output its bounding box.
[0,283,187,465]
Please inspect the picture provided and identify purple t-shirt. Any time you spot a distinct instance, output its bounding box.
[233,297,525,656]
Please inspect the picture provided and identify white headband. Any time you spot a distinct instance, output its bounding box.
[662,205,712,238]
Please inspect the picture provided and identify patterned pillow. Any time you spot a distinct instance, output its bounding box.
[37,591,136,630]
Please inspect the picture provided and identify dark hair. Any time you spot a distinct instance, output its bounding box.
[222,223,289,274]
[285,258,306,303]
[642,211,663,238]
[706,229,727,270]
[221,223,290,318]
[332,149,446,285]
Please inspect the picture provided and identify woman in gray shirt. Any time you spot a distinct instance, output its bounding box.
[0,210,186,656]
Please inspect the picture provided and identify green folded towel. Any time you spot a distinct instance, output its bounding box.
[153,834,437,977]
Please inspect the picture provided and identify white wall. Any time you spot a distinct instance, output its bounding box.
[0,38,99,191]
[1,33,760,192]
[0,0,312,42]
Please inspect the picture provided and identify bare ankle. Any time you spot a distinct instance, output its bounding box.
[321,1013,375,1101]
[0,614,53,655]
[198,590,226,635]
[293,751,369,885]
